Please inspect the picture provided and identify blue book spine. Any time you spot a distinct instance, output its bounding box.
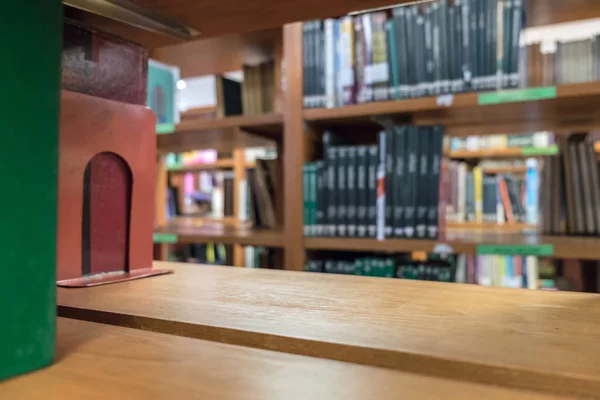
[525,158,539,225]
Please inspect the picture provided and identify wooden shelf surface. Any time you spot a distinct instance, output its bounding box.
[304,231,600,260]
[448,148,527,159]
[58,262,600,398]
[446,222,536,231]
[168,159,256,173]
[1,318,561,400]
[155,223,284,247]
[481,166,528,174]
[157,114,282,153]
[304,82,600,136]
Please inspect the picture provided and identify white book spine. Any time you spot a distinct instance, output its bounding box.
[324,19,336,109]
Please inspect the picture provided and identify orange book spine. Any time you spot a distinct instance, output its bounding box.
[497,177,515,224]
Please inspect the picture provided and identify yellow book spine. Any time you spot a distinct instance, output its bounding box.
[473,166,483,223]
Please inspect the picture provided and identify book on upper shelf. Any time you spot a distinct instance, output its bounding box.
[302,0,525,109]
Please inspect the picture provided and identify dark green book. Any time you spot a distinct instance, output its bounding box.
[326,146,338,236]
[439,0,450,94]
[416,127,430,238]
[424,5,435,96]
[316,160,326,236]
[454,1,464,92]
[510,0,523,87]
[346,146,358,237]
[336,146,348,236]
[393,6,410,98]
[357,146,369,237]
[470,0,480,89]
[487,0,498,89]
[405,6,417,97]
[414,8,427,97]
[477,0,486,90]
[404,126,418,238]
[368,145,378,237]
[503,0,513,88]
[386,20,399,100]
[428,126,445,239]
[393,126,407,237]
[303,163,310,236]
[461,0,473,90]
[302,22,309,108]
[447,4,457,92]
[385,129,394,238]
[431,2,442,95]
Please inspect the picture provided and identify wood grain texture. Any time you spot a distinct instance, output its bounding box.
[154,223,284,247]
[157,113,282,154]
[305,231,600,260]
[0,318,568,400]
[58,262,600,398]
[305,82,600,136]
[283,23,306,271]
[168,159,256,173]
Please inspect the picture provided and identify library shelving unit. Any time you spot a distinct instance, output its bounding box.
[83,0,600,271]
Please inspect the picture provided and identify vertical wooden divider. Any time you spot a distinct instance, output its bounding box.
[233,128,246,267]
[283,23,305,271]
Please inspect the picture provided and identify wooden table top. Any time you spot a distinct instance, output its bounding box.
[58,262,600,398]
[1,318,566,400]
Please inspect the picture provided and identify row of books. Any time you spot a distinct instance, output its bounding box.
[305,253,551,289]
[244,246,281,269]
[527,37,600,87]
[165,158,279,229]
[446,160,538,224]
[304,254,455,281]
[541,134,600,236]
[448,131,554,153]
[303,0,525,109]
[303,125,445,239]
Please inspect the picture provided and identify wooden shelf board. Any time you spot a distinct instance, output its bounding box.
[157,114,282,153]
[155,223,284,247]
[304,230,600,260]
[448,148,525,159]
[2,318,557,400]
[481,166,528,174]
[304,82,600,136]
[58,262,600,398]
[447,222,536,231]
[168,159,256,173]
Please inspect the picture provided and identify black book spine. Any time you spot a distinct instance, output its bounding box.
[510,0,523,87]
[404,6,416,97]
[447,5,456,93]
[477,0,486,90]
[310,20,318,108]
[393,7,409,98]
[393,126,406,237]
[302,22,309,108]
[326,146,338,236]
[357,146,368,238]
[404,126,418,238]
[368,145,379,237]
[385,128,394,238]
[424,6,435,96]
[470,0,479,90]
[439,0,450,94]
[316,160,326,237]
[428,126,444,239]
[318,20,326,107]
[337,146,348,237]
[432,2,442,95]
[454,1,464,92]
[461,0,472,90]
[415,9,427,97]
[503,0,513,88]
[416,127,430,238]
[347,146,358,237]
[488,0,498,89]
[385,20,395,100]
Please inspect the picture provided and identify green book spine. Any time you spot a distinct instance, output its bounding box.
[357,146,369,237]
[310,163,318,236]
[416,127,431,238]
[386,20,400,100]
[385,129,395,238]
[303,164,310,236]
[346,147,358,237]
[428,126,445,239]
[404,6,417,97]
[404,126,418,238]
[316,161,326,236]
[337,146,348,237]
[392,6,409,98]
[424,5,435,95]
[368,145,379,237]
[1,1,62,381]
[326,146,338,236]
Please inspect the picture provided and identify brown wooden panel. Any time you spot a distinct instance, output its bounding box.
[528,0,600,27]
[155,222,284,247]
[1,318,565,399]
[58,262,600,398]
[152,28,281,78]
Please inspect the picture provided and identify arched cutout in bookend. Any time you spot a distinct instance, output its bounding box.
[57,90,172,288]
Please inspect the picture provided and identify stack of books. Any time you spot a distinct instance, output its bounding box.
[303,0,525,109]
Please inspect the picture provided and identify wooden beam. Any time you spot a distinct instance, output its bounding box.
[282,23,305,271]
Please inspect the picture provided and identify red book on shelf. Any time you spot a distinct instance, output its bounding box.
[497,176,515,224]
